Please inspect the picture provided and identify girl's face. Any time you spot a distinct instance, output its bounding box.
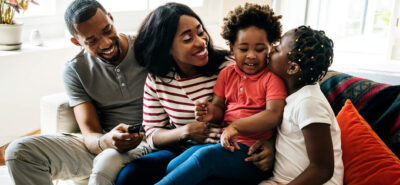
[268,29,295,78]
[231,26,269,75]
[170,15,209,77]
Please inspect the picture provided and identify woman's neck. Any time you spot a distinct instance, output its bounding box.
[176,64,200,78]
[178,70,200,78]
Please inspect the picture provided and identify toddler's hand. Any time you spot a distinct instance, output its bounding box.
[195,100,213,122]
[221,126,240,152]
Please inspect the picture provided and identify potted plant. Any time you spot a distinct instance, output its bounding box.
[0,0,38,50]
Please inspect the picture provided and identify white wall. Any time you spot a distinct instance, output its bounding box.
[0,42,80,145]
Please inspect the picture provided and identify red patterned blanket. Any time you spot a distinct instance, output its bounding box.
[320,71,400,156]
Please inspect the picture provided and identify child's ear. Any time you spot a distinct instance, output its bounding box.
[287,62,301,75]
[229,45,234,54]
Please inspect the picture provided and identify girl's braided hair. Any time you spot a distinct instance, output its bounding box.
[288,26,334,85]
[221,3,282,45]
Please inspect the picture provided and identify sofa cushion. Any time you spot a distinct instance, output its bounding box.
[337,99,400,185]
[320,71,400,156]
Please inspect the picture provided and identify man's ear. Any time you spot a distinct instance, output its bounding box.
[70,38,81,46]
[287,62,301,75]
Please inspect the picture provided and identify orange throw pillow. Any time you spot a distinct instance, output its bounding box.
[337,99,400,185]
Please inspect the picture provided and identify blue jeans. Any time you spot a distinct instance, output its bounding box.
[115,150,176,185]
[156,143,265,185]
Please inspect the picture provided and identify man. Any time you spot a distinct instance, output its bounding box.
[5,0,150,184]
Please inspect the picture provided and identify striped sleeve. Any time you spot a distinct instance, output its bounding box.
[142,74,169,149]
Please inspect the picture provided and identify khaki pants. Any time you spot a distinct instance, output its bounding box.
[5,133,150,185]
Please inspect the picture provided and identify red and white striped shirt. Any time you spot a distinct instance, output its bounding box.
[143,71,220,149]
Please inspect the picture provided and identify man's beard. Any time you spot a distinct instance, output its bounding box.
[98,38,122,64]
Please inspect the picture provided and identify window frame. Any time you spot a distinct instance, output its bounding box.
[13,0,219,42]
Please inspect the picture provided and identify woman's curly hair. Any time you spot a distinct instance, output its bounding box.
[288,25,334,85]
[221,3,282,45]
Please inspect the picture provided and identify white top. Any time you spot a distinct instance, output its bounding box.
[271,84,344,185]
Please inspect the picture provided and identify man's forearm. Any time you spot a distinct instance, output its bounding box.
[83,132,106,155]
[73,102,106,155]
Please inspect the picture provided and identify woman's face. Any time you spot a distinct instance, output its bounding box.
[170,15,209,77]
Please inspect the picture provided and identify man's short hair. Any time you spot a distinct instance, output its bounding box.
[64,0,107,37]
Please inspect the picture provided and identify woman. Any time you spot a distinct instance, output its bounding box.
[115,3,274,185]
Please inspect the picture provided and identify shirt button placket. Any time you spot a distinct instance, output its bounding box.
[116,67,126,96]
[239,75,246,103]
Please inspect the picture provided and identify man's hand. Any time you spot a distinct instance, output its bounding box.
[245,139,275,171]
[195,100,214,122]
[220,125,240,152]
[103,123,143,153]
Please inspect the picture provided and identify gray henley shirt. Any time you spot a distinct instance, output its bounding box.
[63,35,148,132]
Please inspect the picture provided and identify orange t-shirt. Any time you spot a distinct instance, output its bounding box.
[213,64,287,147]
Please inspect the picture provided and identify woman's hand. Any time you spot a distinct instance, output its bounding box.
[204,123,223,144]
[220,125,240,152]
[184,122,223,144]
[184,122,208,143]
[245,139,275,171]
[195,100,214,122]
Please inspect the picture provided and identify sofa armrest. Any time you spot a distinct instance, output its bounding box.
[40,93,80,134]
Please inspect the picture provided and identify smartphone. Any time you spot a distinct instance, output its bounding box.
[128,125,141,133]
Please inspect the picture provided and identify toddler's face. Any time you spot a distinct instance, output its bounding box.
[267,29,295,78]
[231,26,269,75]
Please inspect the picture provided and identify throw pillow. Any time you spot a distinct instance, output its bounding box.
[337,99,400,185]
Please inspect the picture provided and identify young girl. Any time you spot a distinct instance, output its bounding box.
[260,26,344,185]
[155,3,286,185]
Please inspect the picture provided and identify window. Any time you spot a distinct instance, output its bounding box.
[306,0,393,55]
[276,0,396,57]
[98,0,204,11]
[149,0,203,9]
[14,0,56,18]
[97,0,147,12]
[12,0,211,42]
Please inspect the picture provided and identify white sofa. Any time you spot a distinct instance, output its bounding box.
[40,93,79,135]
[40,93,84,185]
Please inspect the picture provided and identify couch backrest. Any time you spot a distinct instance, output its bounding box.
[320,71,400,157]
